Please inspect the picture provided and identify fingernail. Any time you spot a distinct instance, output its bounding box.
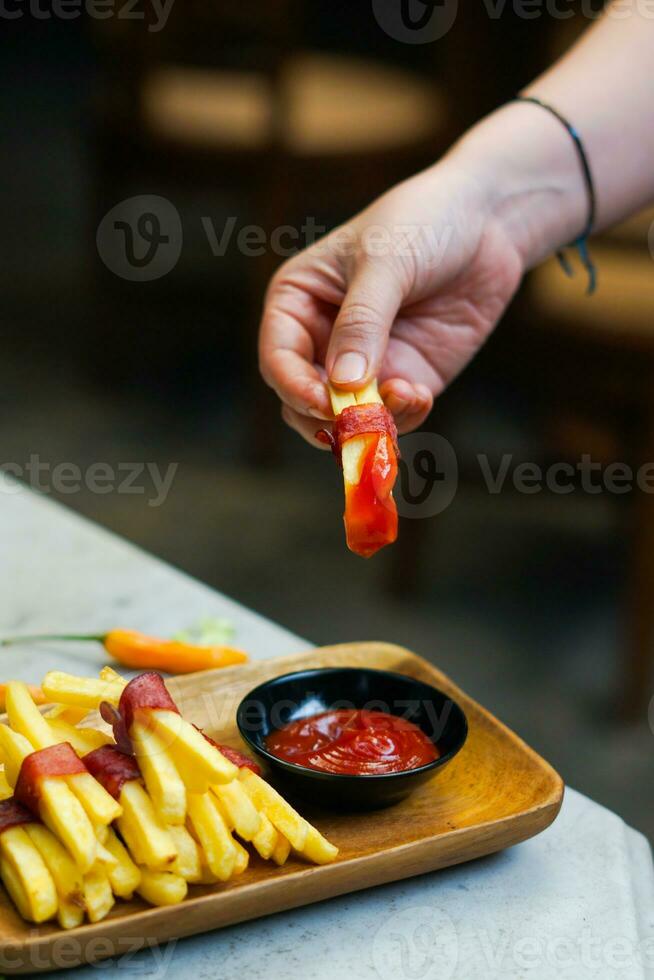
[331,352,367,384]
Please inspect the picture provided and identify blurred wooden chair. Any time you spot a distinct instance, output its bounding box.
[90,2,451,461]
[526,205,654,719]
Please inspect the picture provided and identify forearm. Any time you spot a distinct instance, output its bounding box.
[446,0,654,269]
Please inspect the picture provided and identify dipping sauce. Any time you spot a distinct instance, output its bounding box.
[265,709,439,775]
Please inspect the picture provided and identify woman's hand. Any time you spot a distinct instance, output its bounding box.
[259,164,523,446]
[258,100,590,446]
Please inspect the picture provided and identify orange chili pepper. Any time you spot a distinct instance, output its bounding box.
[0,682,46,712]
[0,630,248,675]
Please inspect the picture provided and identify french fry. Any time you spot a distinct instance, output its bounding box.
[115,780,177,871]
[0,724,99,872]
[82,867,115,922]
[68,772,122,827]
[168,824,202,883]
[145,710,237,791]
[93,838,118,871]
[329,380,382,485]
[131,722,186,825]
[24,823,84,904]
[299,825,339,865]
[47,719,110,756]
[238,769,308,850]
[212,779,260,841]
[94,823,109,844]
[0,769,12,801]
[0,826,58,923]
[39,778,98,873]
[57,900,85,930]
[6,682,121,827]
[99,665,125,685]
[232,838,250,875]
[41,671,123,709]
[186,793,236,881]
[271,833,292,866]
[137,868,187,906]
[45,703,89,725]
[6,681,62,749]
[0,725,33,787]
[104,827,141,898]
[0,856,34,921]
[250,811,278,861]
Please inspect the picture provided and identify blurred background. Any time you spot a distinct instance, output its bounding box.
[2,1,653,839]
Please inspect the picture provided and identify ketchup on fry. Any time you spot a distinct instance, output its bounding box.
[265,709,438,775]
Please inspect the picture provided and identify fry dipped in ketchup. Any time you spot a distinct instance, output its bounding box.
[317,382,399,558]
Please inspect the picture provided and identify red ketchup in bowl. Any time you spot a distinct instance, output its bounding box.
[265,709,439,775]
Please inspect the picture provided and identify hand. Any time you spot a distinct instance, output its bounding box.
[258,159,525,446]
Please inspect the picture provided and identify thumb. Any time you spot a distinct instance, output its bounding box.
[326,261,403,388]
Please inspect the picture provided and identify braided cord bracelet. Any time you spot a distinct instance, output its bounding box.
[510,95,597,295]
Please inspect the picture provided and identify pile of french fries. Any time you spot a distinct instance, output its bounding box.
[0,667,337,928]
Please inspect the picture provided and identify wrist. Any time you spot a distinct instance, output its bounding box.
[445,101,591,270]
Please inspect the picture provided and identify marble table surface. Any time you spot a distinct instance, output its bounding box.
[1,483,652,980]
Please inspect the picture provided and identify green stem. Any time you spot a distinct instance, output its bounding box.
[0,634,106,647]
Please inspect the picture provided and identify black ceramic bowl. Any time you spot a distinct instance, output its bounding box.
[236,667,468,810]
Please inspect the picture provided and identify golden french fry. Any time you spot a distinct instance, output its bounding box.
[299,825,339,865]
[330,380,382,483]
[39,778,98,873]
[168,824,202,883]
[0,826,58,923]
[57,899,85,930]
[116,780,177,871]
[45,703,89,725]
[238,770,308,850]
[250,811,278,861]
[0,768,12,801]
[212,780,260,841]
[67,772,122,827]
[0,725,33,787]
[25,823,84,904]
[5,681,57,750]
[83,867,115,922]
[104,828,141,899]
[94,823,109,844]
[131,722,186,825]
[137,868,187,906]
[186,792,236,881]
[232,837,249,875]
[93,838,118,871]
[196,862,220,884]
[41,672,123,709]
[6,682,121,827]
[47,718,110,755]
[99,666,125,685]
[146,711,236,791]
[271,833,292,866]
[0,856,33,921]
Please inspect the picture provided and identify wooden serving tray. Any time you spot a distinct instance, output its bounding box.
[0,643,564,974]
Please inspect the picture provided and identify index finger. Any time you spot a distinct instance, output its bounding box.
[258,282,333,419]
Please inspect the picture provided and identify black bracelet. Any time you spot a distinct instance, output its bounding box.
[510,95,597,295]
